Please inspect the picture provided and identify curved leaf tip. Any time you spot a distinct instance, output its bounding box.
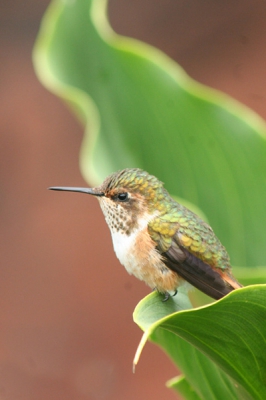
[134,285,266,399]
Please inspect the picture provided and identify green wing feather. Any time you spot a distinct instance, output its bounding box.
[147,203,243,299]
[148,202,231,272]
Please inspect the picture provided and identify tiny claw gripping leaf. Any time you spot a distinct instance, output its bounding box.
[162,290,178,302]
[162,292,170,302]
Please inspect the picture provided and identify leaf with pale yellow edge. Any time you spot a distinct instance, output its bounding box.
[33,0,266,269]
[133,286,265,400]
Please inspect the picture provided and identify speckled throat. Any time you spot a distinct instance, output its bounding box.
[98,196,136,236]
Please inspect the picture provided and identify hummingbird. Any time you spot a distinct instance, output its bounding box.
[49,168,242,300]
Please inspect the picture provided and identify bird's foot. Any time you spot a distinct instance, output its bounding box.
[162,292,170,302]
[162,290,178,302]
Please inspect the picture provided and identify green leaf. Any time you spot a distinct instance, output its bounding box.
[133,286,266,400]
[167,376,203,400]
[33,1,266,398]
[233,267,266,286]
[33,0,266,268]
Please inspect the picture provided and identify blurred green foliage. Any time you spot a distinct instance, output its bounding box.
[34,0,266,398]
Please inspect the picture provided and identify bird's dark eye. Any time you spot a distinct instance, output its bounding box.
[116,192,129,202]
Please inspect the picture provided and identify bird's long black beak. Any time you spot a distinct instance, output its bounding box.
[49,187,104,196]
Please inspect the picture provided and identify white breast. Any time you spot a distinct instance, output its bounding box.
[107,209,181,293]
[111,230,138,273]
[110,212,155,275]
[98,197,160,278]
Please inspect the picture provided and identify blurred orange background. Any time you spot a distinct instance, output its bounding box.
[1,1,266,399]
